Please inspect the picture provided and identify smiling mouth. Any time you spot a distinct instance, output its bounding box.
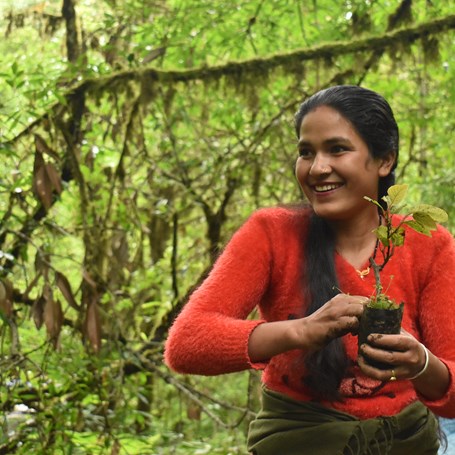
[314,183,343,193]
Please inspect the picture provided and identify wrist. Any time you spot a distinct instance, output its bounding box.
[409,343,430,380]
[287,317,313,351]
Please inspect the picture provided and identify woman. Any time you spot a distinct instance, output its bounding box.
[165,86,455,454]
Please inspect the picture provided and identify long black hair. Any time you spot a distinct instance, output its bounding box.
[295,85,399,401]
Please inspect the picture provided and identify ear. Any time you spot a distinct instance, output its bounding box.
[378,152,396,177]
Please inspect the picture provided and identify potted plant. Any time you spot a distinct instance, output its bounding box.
[357,184,448,369]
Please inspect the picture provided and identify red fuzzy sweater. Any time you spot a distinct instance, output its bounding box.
[165,207,455,419]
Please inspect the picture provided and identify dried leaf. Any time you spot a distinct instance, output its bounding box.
[84,299,101,353]
[32,159,53,210]
[34,251,50,278]
[32,140,61,210]
[34,134,60,161]
[55,271,80,310]
[0,279,13,318]
[43,282,52,300]
[33,144,45,173]
[83,270,97,289]
[32,296,46,329]
[44,296,63,348]
[186,404,201,421]
[45,163,63,195]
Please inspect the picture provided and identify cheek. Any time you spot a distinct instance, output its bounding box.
[295,159,306,184]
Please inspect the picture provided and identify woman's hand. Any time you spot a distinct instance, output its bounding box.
[248,294,367,363]
[357,329,426,381]
[298,293,368,351]
[358,329,450,400]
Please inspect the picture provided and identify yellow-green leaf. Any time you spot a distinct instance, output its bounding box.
[413,212,437,231]
[364,195,383,210]
[389,202,406,215]
[391,229,405,246]
[411,204,448,223]
[387,184,408,206]
[374,225,389,246]
[404,220,432,236]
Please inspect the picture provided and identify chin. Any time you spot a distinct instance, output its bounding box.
[312,205,344,220]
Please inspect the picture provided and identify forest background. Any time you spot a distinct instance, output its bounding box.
[0,0,454,453]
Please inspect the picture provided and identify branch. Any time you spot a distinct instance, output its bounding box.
[5,14,455,146]
[74,14,455,89]
[62,0,80,63]
[127,354,255,428]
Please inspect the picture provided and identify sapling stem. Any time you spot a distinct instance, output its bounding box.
[364,184,447,309]
[369,256,382,297]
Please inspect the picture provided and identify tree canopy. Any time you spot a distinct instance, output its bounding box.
[0,0,454,453]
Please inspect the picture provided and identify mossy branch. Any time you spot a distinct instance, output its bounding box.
[4,14,455,148]
[78,14,455,92]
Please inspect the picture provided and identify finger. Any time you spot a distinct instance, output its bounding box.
[357,354,399,381]
[348,295,370,306]
[367,333,411,351]
[334,294,369,306]
[360,342,404,366]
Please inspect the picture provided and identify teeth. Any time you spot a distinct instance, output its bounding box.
[315,184,341,192]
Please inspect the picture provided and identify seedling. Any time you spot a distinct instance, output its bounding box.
[364,184,448,309]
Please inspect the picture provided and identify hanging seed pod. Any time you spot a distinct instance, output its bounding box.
[0,279,14,318]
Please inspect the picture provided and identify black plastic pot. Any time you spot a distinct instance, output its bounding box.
[357,303,404,370]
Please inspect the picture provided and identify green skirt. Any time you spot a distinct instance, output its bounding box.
[247,388,439,455]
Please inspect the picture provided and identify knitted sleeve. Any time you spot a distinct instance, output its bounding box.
[415,226,455,417]
[164,210,273,375]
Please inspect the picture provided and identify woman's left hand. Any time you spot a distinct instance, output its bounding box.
[357,329,426,381]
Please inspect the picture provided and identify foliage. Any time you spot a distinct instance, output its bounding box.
[0,0,454,452]
[365,184,448,309]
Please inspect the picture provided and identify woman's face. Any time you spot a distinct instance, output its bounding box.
[295,105,394,221]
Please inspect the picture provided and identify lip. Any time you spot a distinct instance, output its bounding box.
[311,182,344,194]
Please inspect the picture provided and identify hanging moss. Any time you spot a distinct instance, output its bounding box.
[88,14,455,95]
[139,72,158,106]
[162,85,177,116]
[388,0,413,30]
[422,35,440,65]
[5,13,455,148]
[351,9,372,36]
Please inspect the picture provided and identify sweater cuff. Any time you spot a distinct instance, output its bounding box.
[416,359,455,418]
[246,320,269,371]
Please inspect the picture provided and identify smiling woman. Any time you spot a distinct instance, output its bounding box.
[295,105,395,223]
[164,85,455,455]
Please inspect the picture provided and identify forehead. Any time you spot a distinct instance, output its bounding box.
[298,105,359,140]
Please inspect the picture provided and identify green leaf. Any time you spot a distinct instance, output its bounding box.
[374,225,389,246]
[410,204,448,223]
[389,202,406,215]
[387,184,408,206]
[381,195,391,207]
[364,195,383,210]
[391,227,405,246]
[413,212,437,231]
[404,220,433,236]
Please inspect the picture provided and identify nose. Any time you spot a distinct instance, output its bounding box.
[309,152,332,177]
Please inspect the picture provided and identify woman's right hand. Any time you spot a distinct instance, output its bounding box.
[296,294,368,351]
[248,294,367,363]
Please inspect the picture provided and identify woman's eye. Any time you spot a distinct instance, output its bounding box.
[298,148,312,157]
[331,145,347,153]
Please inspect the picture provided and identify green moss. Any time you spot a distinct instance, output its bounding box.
[367,294,402,310]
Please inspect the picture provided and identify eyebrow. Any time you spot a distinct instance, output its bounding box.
[298,136,354,147]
